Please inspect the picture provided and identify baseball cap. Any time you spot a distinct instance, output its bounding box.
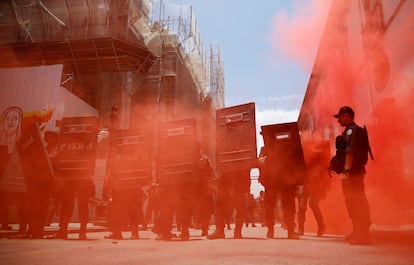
[333,106,354,118]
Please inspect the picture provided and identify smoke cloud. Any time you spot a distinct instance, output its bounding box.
[270,0,332,72]
[269,0,414,235]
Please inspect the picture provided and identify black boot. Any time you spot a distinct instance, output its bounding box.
[297,222,304,236]
[317,222,326,237]
[201,226,208,237]
[266,225,274,239]
[287,230,300,240]
[207,229,225,239]
[180,228,190,241]
[48,227,68,240]
[348,226,371,245]
[79,223,87,240]
[233,228,242,239]
[287,224,300,240]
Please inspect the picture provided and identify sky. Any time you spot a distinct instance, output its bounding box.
[157,0,332,148]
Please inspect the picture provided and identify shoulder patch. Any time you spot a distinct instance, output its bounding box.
[346,128,353,136]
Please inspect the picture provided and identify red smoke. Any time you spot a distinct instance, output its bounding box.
[270,0,414,235]
[270,0,331,72]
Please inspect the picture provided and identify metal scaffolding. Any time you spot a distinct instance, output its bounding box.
[209,43,225,109]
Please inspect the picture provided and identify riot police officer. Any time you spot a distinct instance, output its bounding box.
[333,106,372,245]
[207,169,250,239]
[258,146,299,239]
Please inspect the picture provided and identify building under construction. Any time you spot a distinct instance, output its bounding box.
[0,0,224,131]
[0,0,225,221]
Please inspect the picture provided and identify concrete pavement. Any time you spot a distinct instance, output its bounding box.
[1,224,414,265]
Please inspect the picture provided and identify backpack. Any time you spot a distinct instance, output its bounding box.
[328,135,346,174]
[329,125,373,175]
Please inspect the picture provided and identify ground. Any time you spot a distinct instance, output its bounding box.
[1,224,414,265]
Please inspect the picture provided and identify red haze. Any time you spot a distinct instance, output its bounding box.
[271,0,414,234]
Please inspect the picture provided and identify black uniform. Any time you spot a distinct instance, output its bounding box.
[196,154,214,236]
[104,129,146,240]
[107,187,144,239]
[53,178,94,239]
[258,146,299,239]
[296,140,330,236]
[0,148,27,234]
[208,170,250,239]
[340,122,371,242]
[156,182,196,240]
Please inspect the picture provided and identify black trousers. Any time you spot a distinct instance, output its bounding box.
[58,179,94,233]
[213,171,250,233]
[110,188,143,237]
[25,181,51,237]
[0,191,27,232]
[157,183,195,237]
[297,192,324,227]
[341,174,371,234]
[264,185,296,232]
[196,192,213,231]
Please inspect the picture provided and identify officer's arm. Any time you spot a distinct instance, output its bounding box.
[344,152,353,173]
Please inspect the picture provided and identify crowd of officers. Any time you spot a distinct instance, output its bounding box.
[1,105,371,246]
[0,139,322,241]
[0,123,328,242]
[0,129,95,240]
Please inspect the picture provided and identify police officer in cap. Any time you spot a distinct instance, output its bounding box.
[333,106,372,245]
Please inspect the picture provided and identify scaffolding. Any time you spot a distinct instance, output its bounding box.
[1,0,224,113]
[145,0,209,98]
[209,43,225,109]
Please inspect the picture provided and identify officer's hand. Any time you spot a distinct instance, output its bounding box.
[341,170,350,180]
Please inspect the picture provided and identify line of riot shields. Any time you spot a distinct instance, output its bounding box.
[1,102,313,240]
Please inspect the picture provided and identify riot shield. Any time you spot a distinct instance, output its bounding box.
[216,102,257,173]
[157,118,198,185]
[109,128,152,190]
[16,123,54,182]
[260,122,307,187]
[56,116,98,179]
